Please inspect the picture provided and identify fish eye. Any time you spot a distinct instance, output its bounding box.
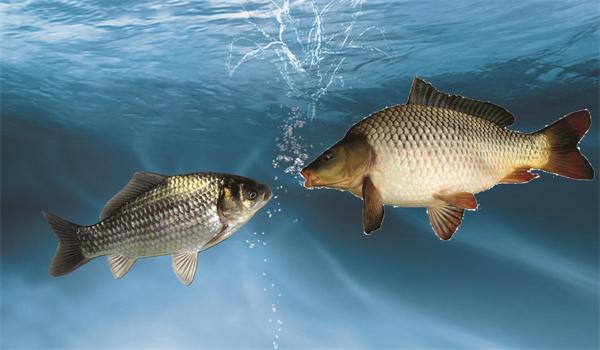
[323,150,334,161]
[247,191,257,200]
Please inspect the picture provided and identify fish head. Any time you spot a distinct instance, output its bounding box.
[301,134,372,190]
[218,176,272,224]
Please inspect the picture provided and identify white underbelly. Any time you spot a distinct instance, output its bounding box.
[369,154,503,208]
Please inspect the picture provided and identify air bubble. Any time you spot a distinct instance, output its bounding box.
[226,4,391,348]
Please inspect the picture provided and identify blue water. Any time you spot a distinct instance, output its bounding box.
[1,0,599,348]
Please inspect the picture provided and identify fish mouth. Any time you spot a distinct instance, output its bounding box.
[300,169,352,189]
[261,184,273,201]
[300,168,317,188]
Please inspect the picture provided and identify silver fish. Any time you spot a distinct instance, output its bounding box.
[43,172,272,285]
[301,78,594,239]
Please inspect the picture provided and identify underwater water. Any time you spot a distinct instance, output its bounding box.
[1,0,599,348]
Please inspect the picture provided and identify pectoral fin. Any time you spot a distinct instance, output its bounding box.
[362,176,384,235]
[201,224,231,251]
[107,255,137,279]
[427,204,465,240]
[172,251,199,285]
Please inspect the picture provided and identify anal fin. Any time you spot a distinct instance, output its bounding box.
[172,251,199,285]
[107,255,137,279]
[427,204,465,240]
[362,176,384,235]
[500,167,539,184]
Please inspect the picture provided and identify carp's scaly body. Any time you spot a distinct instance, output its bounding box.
[301,78,594,239]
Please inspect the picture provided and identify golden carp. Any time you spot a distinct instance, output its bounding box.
[301,78,594,239]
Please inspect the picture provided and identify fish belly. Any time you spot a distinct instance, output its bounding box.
[353,105,549,207]
[371,150,500,207]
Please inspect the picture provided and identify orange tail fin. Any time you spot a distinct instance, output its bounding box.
[536,110,594,180]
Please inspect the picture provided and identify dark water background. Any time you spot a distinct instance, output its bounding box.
[1,0,599,348]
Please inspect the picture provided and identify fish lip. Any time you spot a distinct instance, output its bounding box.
[300,169,315,188]
[262,184,273,201]
[303,178,314,189]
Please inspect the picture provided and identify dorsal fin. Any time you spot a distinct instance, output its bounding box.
[407,77,515,127]
[100,172,166,220]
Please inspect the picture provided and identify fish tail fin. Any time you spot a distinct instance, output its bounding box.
[42,211,90,276]
[537,110,594,180]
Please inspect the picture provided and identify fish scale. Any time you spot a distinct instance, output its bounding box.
[350,104,549,206]
[81,174,224,257]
